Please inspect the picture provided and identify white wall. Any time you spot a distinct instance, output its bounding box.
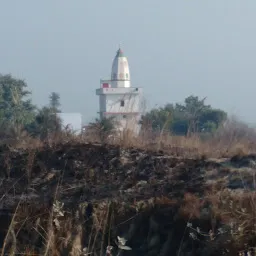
[104,113,141,134]
[105,94,140,113]
[96,87,143,134]
[97,88,143,114]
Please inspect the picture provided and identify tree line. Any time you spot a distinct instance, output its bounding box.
[0,74,62,141]
[140,95,227,136]
[0,73,228,142]
[89,95,228,140]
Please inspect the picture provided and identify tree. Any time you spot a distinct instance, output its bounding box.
[199,109,227,133]
[140,95,227,136]
[29,107,62,140]
[28,93,62,140]
[49,92,61,113]
[0,74,36,138]
[175,96,210,135]
[140,107,172,132]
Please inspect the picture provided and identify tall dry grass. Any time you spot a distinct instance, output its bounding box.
[82,117,256,158]
[5,115,253,160]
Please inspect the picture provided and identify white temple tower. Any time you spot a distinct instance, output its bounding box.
[96,47,142,134]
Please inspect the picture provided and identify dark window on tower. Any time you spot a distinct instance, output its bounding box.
[120,100,125,107]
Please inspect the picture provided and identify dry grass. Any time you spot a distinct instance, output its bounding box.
[7,116,256,159]
[0,196,114,255]
[1,118,256,255]
[81,118,256,159]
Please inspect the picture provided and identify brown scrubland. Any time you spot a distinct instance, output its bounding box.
[1,121,256,256]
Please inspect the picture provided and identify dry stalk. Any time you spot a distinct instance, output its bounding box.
[43,169,64,256]
[70,223,83,256]
[87,205,106,254]
[157,112,172,151]
[108,208,114,246]
[26,149,36,182]
[100,201,111,256]
[4,152,11,179]
[1,199,21,256]
[43,209,55,256]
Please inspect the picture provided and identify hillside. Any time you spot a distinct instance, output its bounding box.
[0,143,255,255]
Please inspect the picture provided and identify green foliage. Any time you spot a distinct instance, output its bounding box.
[0,74,36,139]
[28,106,62,140]
[199,109,227,133]
[141,95,227,136]
[0,73,63,141]
[28,93,62,140]
[140,108,172,131]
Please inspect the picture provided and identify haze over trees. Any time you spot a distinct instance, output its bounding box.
[0,72,240,142]
[49,92,61,113]
[0,73,62,141]
[29,92,62,139]
[140,95,227,136]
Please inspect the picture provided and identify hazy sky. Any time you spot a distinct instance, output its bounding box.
[0,1,255,124]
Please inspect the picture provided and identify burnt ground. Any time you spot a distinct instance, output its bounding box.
[0,143,256,255]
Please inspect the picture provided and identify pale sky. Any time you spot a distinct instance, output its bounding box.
[0,0,255,124]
